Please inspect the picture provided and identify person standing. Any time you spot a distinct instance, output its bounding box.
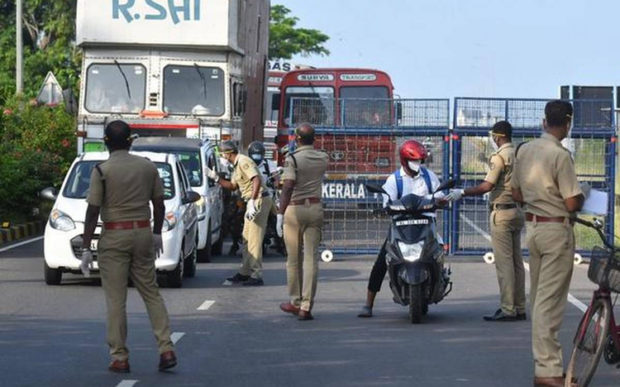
[512,100,584,387]
[81,120,176,373]
[205,141,271,286]
[277,124,328,321]
[446,121,526,322]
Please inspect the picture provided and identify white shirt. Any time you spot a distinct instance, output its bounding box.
[382,166,443,217]
[257,159,278,185]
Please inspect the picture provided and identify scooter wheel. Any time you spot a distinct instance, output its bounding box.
[574,253,583,265]
[321,250,334,263]
[483,252,495,265]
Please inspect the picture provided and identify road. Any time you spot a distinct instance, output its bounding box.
[1,238,618,387]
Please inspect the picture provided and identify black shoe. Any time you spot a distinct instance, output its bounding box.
[226,273,250,283]
[483,308,517,321]
[243,277,264,286]
[516,312,527,321]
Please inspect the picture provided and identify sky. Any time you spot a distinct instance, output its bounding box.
[273,0,620,99]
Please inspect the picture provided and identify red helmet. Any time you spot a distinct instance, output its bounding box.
[399,140,427,176]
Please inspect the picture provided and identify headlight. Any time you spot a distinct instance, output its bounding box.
[398,241,424,262]
[195,196,206,214]
[163,211,177,231]
[49,209,75,231]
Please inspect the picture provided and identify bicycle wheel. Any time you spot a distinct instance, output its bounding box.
[565,298,611,386]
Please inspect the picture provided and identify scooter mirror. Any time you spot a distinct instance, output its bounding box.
[365,184,387,195]
[434,179,456,193]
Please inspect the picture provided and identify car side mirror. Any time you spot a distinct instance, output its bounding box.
[40,187,58,201]
[183,191,201,204]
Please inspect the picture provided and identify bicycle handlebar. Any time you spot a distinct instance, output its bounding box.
[572,216,614,250]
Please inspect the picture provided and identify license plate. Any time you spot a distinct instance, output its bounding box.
[90,240,98,250]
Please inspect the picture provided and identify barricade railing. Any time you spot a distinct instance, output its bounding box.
[451,97,616,257]
[288,97,451,256]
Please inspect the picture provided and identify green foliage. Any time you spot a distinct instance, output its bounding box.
[0,97,76,221]
[269,5,330,60]
[0,0,80,104]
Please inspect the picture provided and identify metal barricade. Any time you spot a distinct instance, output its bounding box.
[451,97,616,257]
[288,97,451,257]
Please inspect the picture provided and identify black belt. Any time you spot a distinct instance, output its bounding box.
[246,191,270,201]
[490,203,518,211]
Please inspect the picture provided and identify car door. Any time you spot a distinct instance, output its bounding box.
[175,161,197,256]
[205,146,223,235]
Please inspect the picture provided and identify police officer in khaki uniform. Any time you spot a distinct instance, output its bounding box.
[81,120,176,373]
[277,124,328,321]
[205,141,271,286]
[446,121,526,321]
[512,100,584,387]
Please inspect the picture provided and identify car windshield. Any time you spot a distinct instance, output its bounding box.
[163,65,225,115]
[62,161,99,199]
[85,63,146,113]
[284,86,334,126]
[340,86,391,127]
[155,162,175,200]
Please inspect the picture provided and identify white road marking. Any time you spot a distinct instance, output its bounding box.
[0,236,44,253]
[116,380,138,387]
[197,300,215,311]
[460,214,589,313]
[171,332,185,344]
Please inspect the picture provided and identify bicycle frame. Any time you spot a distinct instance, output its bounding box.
[576,288,620,353]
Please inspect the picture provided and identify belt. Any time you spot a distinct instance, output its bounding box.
[490,203,518,211]
[525,213,570,223]
[104,220,150,230]
[245,191,271,202]
[290,197,321,206]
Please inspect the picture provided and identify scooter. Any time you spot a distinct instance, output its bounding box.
[366,179,455,324]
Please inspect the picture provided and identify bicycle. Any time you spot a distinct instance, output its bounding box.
[565,217,620,386]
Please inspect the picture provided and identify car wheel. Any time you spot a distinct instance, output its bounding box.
[44,261,62,285]
[166,248,184,288]
[211,229,223,256]
[184,243,197,278]
[197,224,212,263]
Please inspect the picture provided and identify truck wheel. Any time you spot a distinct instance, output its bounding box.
[409,284,424,324]
[197,224,212,263]
[44,261,62,285]
[184,244,197,278]
[166,249,184,288]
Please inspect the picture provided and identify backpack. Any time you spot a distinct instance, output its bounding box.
[394,167,432,199]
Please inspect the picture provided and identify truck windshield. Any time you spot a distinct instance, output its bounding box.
[163,65,225,115]
[340,86,391,127]
[284,86,334,126]
[85,64,146,113]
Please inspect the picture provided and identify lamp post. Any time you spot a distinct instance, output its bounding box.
[16,0,23,94]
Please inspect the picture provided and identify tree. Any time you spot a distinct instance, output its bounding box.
[0,0,80,104]
[269,5,330,60]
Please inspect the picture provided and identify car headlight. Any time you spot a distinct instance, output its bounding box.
[49,209,75,231]
[398,241,424,262]
[163,211,177,232]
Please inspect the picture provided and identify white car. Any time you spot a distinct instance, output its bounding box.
[131,138,224,262]
[42,151,199,287]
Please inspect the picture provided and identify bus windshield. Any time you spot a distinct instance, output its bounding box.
[284,86,334,126]
[340,86,391,127]
[85,64,146,114]
[163,65,225,115]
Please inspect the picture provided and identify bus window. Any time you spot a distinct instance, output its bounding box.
[283,86,334,127]
[340,86,390,127]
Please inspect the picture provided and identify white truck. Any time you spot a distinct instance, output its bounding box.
[75,0,269,151]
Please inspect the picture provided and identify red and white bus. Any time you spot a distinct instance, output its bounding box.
[276,68,396,175]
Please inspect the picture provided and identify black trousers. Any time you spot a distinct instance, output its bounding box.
[367,238,388,293]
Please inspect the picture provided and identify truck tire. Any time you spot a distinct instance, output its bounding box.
[44,261,62,285]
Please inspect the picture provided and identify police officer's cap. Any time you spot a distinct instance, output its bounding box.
[219,140,238,154]
[491,120,512,138]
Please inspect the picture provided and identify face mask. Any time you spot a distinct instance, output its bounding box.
[407,161,421,173]
[250,154,263,163]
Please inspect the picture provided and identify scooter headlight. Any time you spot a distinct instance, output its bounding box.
[398,241,424,262]
[49,209,75,231]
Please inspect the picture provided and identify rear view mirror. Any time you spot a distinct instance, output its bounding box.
[434,179,456,193]
[183,191,201,204]
[39,187,58,202]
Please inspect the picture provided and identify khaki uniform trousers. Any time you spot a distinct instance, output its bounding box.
[240,196,272,279]
[284,201,323,312]
[526,220,575,377]
[97,227,174,361]
[489,207,526,315]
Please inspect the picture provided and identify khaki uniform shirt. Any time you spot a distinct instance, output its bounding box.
[512,133,582,218]
[231,153,265,201]
[484,143,516,204]
[87,150,164,222]
[282,145,329,201]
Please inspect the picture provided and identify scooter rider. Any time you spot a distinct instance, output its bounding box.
[358,140,445,318]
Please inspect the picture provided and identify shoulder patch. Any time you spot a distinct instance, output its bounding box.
[242,162,250,170]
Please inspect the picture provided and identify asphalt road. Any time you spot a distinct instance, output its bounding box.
[1,238,619,387]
